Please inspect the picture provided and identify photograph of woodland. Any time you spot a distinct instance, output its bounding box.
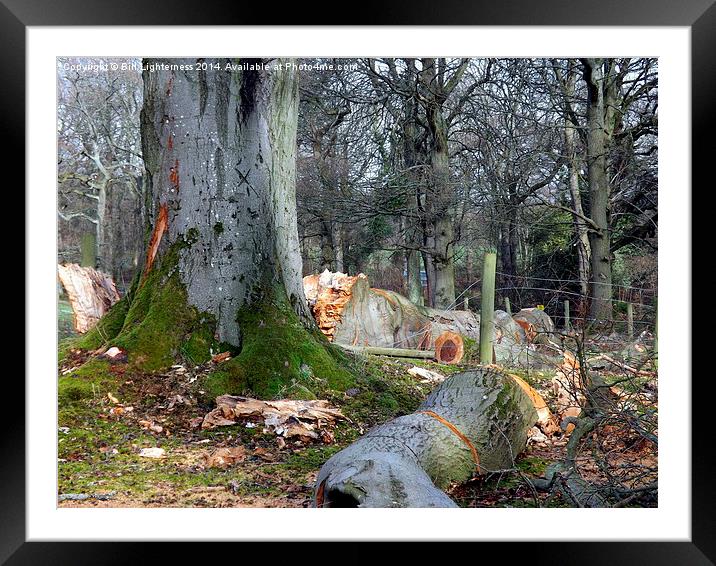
[57,57,658,508]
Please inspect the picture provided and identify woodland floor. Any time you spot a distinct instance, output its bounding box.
[57,302,656,509]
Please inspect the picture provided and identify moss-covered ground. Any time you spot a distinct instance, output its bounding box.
[58,328,574,508]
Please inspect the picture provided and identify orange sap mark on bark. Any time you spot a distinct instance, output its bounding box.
[142,203,169,280]
[169,159,180,189]
[167,135,173,150]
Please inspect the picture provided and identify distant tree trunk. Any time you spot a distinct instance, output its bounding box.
[80,232,97,268]
[422,247,435,307]
[499,201,520,305]
[420,58,460,309]
[426,109,456,309]
[78,58,348,398]
[564,104,591,299]
[333,223,344,273]
[320,221,336,271]
[407,249,423,306]
[582,58,613,323]
[403,83,425,307]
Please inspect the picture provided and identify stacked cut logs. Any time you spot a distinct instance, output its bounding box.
[303,270,561,368]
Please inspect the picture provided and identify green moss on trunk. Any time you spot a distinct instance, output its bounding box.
[111,241,221,372]
[203,298,353,400]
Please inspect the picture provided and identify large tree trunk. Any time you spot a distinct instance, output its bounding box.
[141,58,310,342]
[582,59,613,323]
[79,58,348,398]
[314,367,538,507]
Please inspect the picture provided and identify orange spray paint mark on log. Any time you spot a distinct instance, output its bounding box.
[169,159,180,190]
[142,203,168,280]
[418,410,481,474]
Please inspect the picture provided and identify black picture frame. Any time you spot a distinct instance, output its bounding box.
[8,0,709,562]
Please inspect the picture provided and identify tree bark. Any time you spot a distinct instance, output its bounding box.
[314,367,538,507]
[77,59,348,397]
[582,59,613,323]
[420,58,458,309]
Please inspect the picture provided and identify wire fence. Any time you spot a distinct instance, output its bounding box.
[390,272,656,350]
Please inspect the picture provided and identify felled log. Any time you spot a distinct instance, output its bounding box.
[57,263,121,333]
[304,270,562,369]
[304,270,480,349]
[433,331,464,364]
[337,344,435,360]
[337,330,464,364]
[314,367,538,507]
[513,308,556,344]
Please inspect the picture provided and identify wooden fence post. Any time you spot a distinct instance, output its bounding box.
[504,296,511,317]
[626,302,634,339]
[564,299,570,332]
[479,251,497,364]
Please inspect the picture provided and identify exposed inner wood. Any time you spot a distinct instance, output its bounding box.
[142,203,168,279]
[57,263,121,334]
[433,331,464,364]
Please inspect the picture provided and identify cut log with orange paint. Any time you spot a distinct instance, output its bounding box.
[57,263,121,333]
[143,203,168,278]
[433,331,464,364]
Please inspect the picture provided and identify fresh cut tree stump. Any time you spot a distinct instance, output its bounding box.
[314,367,538,507]
[433,331,464,364]
[57,263,121,333]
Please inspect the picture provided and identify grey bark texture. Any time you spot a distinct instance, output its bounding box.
[314,367,538,507]
[141,58,309,345]
[581,58,613,323]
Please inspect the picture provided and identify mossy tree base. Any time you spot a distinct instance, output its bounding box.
[203,299,354,400]
[61,240,354,401]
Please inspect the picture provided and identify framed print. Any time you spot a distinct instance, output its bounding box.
[8,0,711,562]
